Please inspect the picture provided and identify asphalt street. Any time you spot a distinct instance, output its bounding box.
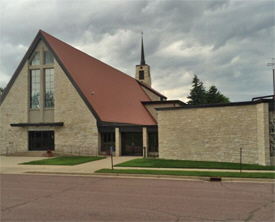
[1,174,274,221]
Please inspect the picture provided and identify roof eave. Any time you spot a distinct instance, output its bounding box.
[137,80,167,100]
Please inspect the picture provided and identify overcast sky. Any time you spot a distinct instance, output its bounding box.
[0,0,274,102]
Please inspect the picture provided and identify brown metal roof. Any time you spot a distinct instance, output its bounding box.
[41,30,157,125]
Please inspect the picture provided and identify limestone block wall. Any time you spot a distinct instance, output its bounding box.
[256,103,270,165]
[158,103,270,165]
[0,63,29,154]
[54,62,99,155]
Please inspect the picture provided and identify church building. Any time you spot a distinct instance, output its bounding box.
[0,30,273,166]
[0,30,183,157]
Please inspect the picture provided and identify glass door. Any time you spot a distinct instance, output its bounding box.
[122,133,142,156]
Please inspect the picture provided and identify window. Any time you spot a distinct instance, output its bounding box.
[139,71,144,80]
[30,52,40,66]
[30,70,40,109]
[45,69,54,108]
[101,133,115,152]
[44,51,54,64]
[149,132,158,152]
[29,131,54,151]
[29,49,54,109]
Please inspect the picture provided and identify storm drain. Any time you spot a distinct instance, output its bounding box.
[209,177,222,182]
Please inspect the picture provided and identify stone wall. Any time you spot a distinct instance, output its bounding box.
[256,103,270,165]
[158,102,270,165]
[0,40,99,155]
[0,63,29,154]
[54,61,99,155]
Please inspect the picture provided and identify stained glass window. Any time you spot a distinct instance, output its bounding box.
[45,69,54,108]
[44,51,54,64]
[30,70,40,108]
[30,52,40,66]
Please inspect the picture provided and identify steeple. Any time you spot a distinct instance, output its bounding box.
[140,32,146,65]
[135,32,151,87]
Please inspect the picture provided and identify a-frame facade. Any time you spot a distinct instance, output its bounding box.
[0,30,180,156]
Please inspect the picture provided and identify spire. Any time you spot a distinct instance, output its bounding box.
[140,32,146,65]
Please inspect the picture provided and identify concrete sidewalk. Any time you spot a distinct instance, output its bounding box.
[0,155,137,175]
[1,156,274,183]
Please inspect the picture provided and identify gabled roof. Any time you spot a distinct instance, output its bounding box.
[1,30,162,126]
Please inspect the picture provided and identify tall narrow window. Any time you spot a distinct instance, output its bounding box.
[45,69,54,108]
[30,52,40,66]
[139,70,144,80]
[30,70,40,109]
[44,51,54,64]
[101,133,115,152]
[149,132,158,152]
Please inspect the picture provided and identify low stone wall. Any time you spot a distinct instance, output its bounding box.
[158,102,270,166]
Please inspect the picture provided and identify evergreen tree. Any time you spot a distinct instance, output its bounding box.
[187,75,230,105]
[206,85,230,104]
[187,75,206,105]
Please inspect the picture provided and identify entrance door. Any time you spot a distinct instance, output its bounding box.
[29,131,54,151]
[122,133,142,156]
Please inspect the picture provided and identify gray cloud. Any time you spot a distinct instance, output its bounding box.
[0,0,274,102]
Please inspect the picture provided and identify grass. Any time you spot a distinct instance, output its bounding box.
[116,158,275,171]
[96,169,275,179]
[21,156,105,166]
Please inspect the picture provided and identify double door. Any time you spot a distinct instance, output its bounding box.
[122,133,142,156]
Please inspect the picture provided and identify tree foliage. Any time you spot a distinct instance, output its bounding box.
[206,85,230,104]
[187,75,230,105]
[187,75,206,105]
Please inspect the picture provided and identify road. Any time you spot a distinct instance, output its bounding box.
[1,174,274,221]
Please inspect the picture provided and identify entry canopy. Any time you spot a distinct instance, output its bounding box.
[10,122,64,127]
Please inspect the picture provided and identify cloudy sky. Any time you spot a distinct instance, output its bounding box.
[0,0,274,102]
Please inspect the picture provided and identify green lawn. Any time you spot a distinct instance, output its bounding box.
[115,158,275,171]
[96,169,275,179]
[21,156,105,166]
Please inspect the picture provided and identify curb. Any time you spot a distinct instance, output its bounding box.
[16,171,275,183]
